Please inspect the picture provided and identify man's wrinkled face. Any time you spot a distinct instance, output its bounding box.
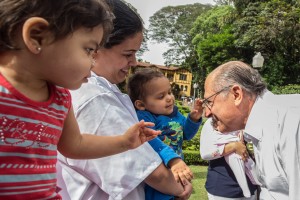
[203,77,244,133]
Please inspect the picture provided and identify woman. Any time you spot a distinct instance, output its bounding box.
[56,0,192,199]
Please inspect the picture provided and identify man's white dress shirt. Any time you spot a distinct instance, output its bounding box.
[244,90,300,200]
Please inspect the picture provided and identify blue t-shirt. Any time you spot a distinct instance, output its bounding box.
[137,106,202,200]
[137,106,201,158]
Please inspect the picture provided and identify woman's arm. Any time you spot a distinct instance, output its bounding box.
[144,163,186,196]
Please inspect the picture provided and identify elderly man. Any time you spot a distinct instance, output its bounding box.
[202,61,300,200]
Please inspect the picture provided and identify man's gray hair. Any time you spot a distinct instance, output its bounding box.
[212,61,267,96]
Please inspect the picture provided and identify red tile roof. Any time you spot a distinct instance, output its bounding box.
[136,61,179,71]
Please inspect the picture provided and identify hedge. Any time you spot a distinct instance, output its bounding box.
[183,150,208,166]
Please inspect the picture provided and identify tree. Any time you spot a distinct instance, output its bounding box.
[191,1,300,87]
[148,3,212,67]
[136,29,149,60]
[191,6,238,69]
[191,5,239,93]
[233,0,300,86]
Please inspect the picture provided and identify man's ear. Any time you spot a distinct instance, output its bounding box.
[134,100,146,110]
[22,17,50,54]
[231,85,243,106]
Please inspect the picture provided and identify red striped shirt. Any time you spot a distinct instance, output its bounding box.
[0,74,71,199]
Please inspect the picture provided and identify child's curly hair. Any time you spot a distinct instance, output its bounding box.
[127,67,165,105]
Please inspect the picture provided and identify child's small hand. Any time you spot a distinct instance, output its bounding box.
[169,158,194,184]
[124,120,161,150]
[234,141,248,161]
[189,98,203,122]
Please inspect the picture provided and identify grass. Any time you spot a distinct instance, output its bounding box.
[189,165,208,200]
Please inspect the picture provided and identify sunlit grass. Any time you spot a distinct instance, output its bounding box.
[189,165,208,200]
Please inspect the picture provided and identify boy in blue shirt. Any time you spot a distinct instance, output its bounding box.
[127,68,203,200]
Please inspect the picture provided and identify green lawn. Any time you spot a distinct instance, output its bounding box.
[189,165,208,200]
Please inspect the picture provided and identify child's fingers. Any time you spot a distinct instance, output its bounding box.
[184,171,194,181]
[172,171,180,183]
[178,169,193,183]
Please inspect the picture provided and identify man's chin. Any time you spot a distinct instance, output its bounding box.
[214,122,227,133]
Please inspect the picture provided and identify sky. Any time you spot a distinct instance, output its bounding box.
[123,0,215,65]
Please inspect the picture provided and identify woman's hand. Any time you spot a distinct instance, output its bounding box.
[175,181,193,200]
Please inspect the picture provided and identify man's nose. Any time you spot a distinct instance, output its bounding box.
[204,108,212,118]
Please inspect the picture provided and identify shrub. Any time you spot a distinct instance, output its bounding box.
[183,118,207,151]
[183,150,208,166]
[271,84,300,94]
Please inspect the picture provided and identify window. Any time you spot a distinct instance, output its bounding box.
[179,74,187,81]
[167,74,174,81]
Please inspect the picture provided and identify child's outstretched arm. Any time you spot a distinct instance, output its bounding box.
[189,98,203,122]
[58,106,160,159]
[182,98,203,140]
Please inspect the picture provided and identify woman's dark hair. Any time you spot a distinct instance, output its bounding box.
[104,0,144,48]
[127,67,164,104]
[0,0,113,52]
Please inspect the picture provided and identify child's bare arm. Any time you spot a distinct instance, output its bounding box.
[57,106,160,159]
[222,142,248,161]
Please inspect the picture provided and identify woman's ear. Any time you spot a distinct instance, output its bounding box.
[134,100,146,110]
[22,17,50,54]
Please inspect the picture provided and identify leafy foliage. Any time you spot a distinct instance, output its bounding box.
[190,0,300,87]
[191,5,239,91]
[271,84,300,94]
[147,0,299,93]
[148,3,212,67]
[183,150,208,165]
[233,0,300,86]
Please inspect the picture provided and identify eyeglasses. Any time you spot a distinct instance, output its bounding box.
[202,86,232,110]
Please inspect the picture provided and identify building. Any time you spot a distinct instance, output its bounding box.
[131,61,193,99]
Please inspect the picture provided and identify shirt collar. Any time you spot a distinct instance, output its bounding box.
[90,72,121,93]
[244,90,272,142]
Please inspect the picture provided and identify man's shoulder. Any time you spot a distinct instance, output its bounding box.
[268,92,300,108]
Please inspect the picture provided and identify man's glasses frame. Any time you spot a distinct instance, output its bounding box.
[202,86,232,110]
